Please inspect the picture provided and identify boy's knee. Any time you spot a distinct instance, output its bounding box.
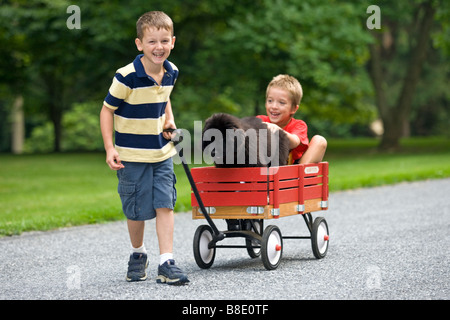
[312,135,327,150]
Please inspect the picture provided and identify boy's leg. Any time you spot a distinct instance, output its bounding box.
[126,219,148,282]
[117,161,151,282]
[299,135,327,164]
[155,207,189,285]
[152,158,189,284]
[155,208,174,256]
[127,219,145,249]
[152,158,176,260]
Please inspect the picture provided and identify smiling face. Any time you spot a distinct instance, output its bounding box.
[135,27,175,67]
[265,86,299,128]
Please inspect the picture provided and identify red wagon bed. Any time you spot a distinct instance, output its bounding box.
[191,162,329,219]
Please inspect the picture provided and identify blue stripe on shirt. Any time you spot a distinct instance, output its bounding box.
[112,101,167,119]
[115,132,170,150]
[104,93,123,109]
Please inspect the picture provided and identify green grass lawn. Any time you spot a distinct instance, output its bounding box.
[1,137,449,236]
[326,137,450,190]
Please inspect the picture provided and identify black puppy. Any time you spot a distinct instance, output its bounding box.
[202,113,290,168]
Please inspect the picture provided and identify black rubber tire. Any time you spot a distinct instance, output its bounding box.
[193,225,216,269]
[246,219,263,258]
[311,217,329,259]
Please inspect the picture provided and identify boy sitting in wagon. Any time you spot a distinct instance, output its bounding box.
[257,74,327,165]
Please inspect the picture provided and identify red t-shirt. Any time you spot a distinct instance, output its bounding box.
[257,115,309,161]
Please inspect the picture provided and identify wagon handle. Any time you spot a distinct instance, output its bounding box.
[163,128,182,145]
[165,129,224,240]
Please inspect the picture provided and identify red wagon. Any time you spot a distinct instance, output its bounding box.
[189,162,330,270]
[168,128,330,270]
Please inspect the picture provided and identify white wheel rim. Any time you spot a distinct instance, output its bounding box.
[316,222,329,254]
[267,231,282,265]
[199,230,214,263]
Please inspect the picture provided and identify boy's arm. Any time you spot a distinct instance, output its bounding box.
[162,98,177,140]
[266,122,301,149]
[284,131,301,149]
[100,105,124,170]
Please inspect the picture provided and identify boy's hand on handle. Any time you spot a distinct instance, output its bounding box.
[163,120,177,140]
[106,147,125,170]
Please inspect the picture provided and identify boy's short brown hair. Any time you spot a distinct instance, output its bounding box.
[266,74,303,108]
[136,11,174,39]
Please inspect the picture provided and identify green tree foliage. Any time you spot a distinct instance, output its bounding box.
[205,0,374,127]
[0,0,447,153]
[162,0,376,135]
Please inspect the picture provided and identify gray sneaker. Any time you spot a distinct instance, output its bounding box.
[156,259,189,285]
[126,253,148,282]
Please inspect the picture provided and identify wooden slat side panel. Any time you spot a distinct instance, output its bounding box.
[303,185,322,200]
[273,165,298,180]
[277,179,299,190]
[277,188,298,204]
[190,162,329,208]
[191,166,269,183]
[303,176,323,186]
[195,182,267,192]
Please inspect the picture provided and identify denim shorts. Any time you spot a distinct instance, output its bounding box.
[116,158,177,221]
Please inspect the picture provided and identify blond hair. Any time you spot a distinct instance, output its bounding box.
[136,11,174,39]
[266,74,303,108]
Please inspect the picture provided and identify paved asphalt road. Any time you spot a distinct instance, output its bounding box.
[1,178,449,302]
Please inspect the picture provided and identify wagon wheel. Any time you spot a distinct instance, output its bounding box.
[193,225,216,269]
[311,217,329,259]
[245,219,263,258]
[261,225,283,270]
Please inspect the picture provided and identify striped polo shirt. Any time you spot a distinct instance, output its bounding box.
[103,54,178,163]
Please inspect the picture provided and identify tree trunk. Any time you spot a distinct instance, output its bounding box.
[391,0,435,144]
[11,95,25,154]
[44,72,64,152]
[368,1,436,151]
[379,115,402,151]
[50,103,62,152]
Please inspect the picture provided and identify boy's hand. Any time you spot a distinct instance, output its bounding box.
[266,122,300,149]
[163,120,177,140]
[266,122,281,133]
[106,147,125,170]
